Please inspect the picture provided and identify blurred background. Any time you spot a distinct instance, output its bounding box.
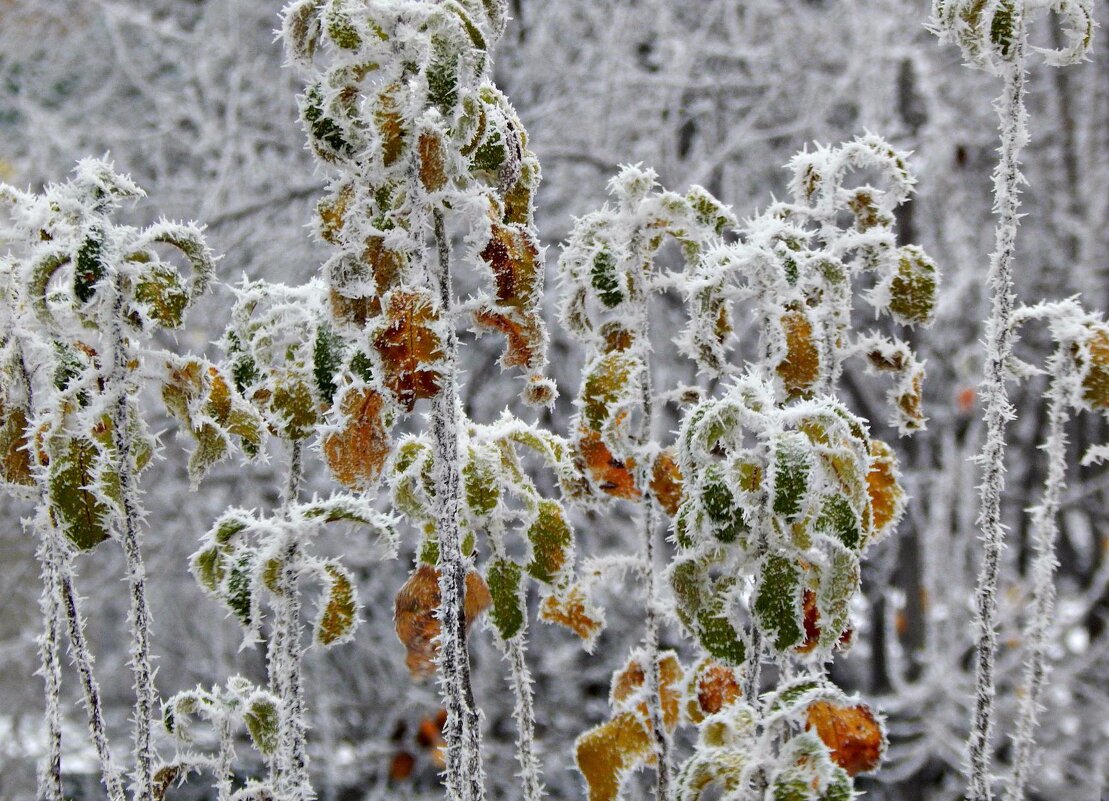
[0,1,1106,799]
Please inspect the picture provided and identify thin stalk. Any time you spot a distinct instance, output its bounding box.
[506,624,543,801]
[1004,354,1070,801]
[20,353,64,801]
[968,18,1028,801]
[636,301,671,801]
[108,278,158,801]
[35,526,64,801]
[270,441,310,800]
[430,208,486,801]
[58,535,127,801]
[215,714,235,801]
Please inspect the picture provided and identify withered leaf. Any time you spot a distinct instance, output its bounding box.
[394,564,490,677]
[373,290,445,412]
[805,699,884,776]
[324,386,392,491]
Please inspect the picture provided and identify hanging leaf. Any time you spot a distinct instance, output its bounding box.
[372,289,445,412]
[47,436,112,551]
[777,305,821,398]
[244,695,280,756]
[481,223,541,309]
[487,557,524,640]
[685,659,742,724]
[649,448,684,517]
[865,440,904,544]
[525,499,572,584]
[886,246,938,326]
[394,564,490,677]
[578,429,638,500]
[539,585,604,646]
[804,699,885,777]
[323,386,392,491]
[1079,325,1109,409]
[0,403,34,487]
[753,554,804,652]
[472,305,544,370]
[315,562,359,646]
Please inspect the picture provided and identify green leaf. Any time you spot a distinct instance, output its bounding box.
[244,696,280,756]
[525,499,572,584]
[316,563,358,646]
[487,557,524,640]
[753,554,803,652]
[48,437,112,551]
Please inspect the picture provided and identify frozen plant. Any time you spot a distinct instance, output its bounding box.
[559,163,735,801]
[279,2,556,799]
[389,412,599,801]
[929,2,1094,799]
[0,160,214,801]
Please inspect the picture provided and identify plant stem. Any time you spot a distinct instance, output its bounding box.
[35,524,64,801]
[431,209,486,801]
[108,278,158,801]
[271,440,310,800]
[968,18,1028,801]
[636,295,671,801]
[1004,354,1070,801]
[506,625,543,801]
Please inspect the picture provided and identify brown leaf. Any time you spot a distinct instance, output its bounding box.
[389,751,415,781]
[481,223,540,309]
[805,700,884,776]
[649,448,683,517]
[418,130,448,192]
[394,565,490,677]
[689,660,741,721]
[324,387,392,490]
[372,289,445,412]
[0,402,34,487]
[473,305,543,370]
[539,585,604,643]
[578,428,639,500]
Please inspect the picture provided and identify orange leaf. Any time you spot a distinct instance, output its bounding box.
[418,131,448,192]
[575,711,652,801]
[394,565,490,677]
[372,289,444,412]
[649,448,683,517]
[578,428,639,500]
[324,387,392,491]
[389,751,415,781]
[805,700,884,776]
[688,660,741,722]
[539,585,603,643]
[866,440,903,541]
[473,305,543,370]
[777,305,820,398]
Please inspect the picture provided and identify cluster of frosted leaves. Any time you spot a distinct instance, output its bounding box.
[159,676,283,798]
[931,0,1093,72]
[676,677,886,801]
[668,375,905,665]
[688,136,937,432]
[389,412,602,672]
[0,161,213,549]
[190,495,397,647]
[0,159,212,339]
[219,278,397,492]
[558,165,736,501]
[283,0,554,405]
